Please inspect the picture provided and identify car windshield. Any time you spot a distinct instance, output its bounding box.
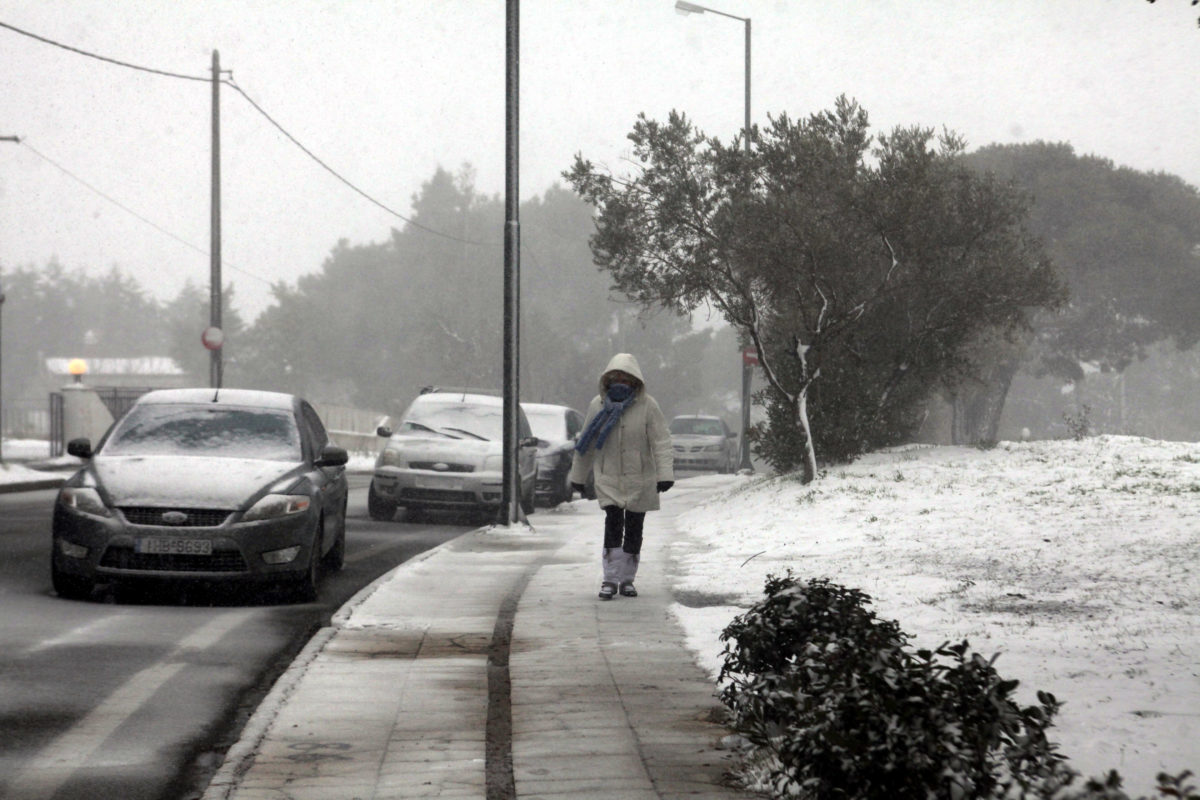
[401,401,504,441]
[670,418,725,436]
[524,409,567,441]
[101,403,303,461]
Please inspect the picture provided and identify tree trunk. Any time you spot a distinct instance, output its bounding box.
[949,325,1034,446]
[795,385,817,483]
[951,359,1020,445]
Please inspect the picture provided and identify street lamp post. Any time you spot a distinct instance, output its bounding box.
[0,286,5,463]
[1,135,21,462]
[674,0,755,472]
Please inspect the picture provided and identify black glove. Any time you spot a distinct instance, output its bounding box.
[656,480,674,493]
[571,482,586,495]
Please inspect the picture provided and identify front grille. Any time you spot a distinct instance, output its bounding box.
[100,546,248,573]
[120,507,231,527]
[409,462,476,473]
[399,488,476,504]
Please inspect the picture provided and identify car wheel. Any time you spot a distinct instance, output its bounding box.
[367,480,398,521]
[51,558,94,601]
[322,504,346,572]
[293,523,322,602]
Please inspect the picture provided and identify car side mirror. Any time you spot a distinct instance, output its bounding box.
[316,444,349,468]
[520,436,539,448]
[376,425,393,438]
[66,438,93,459]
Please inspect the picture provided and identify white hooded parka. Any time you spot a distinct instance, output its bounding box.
[569,353,675,512]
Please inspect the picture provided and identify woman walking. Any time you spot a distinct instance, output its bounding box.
[570,353,674,600]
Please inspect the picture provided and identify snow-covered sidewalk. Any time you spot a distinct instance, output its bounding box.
[666,436,1200,794]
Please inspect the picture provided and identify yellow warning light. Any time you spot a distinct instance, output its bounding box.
[67,358,88,377]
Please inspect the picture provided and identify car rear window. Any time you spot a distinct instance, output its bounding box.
[101,404,302,461]
[670,418,725,436]
[524,409,568,441]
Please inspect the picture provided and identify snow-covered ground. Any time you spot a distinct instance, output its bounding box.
[667,436,1199,795]
[7,433,1195,790]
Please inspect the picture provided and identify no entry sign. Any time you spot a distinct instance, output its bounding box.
[201,326,225,351]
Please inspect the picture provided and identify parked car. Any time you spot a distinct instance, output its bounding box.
[669,414,739,473]
[368,389,537,522]
[521,402,593,506]
[50,388,349,602]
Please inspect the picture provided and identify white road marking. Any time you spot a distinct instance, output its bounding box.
[20,611,134,656]
[5,610,253,800]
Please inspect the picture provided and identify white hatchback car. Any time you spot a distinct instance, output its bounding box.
[368,389,538,521]
[669,414,739,473]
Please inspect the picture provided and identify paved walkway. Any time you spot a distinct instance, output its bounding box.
[202,482,754,800]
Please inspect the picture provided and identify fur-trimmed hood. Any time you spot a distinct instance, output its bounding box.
[598,352,645,394]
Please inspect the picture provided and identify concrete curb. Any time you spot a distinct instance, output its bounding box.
[0,477,67,494]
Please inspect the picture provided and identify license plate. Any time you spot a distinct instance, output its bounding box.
[414,475,463,491]
[136,537,213,556]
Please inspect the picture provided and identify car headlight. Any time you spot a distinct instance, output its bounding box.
[58,487,112,518]
[377,447,404,468]
[482,454,503,472]
[242,494,311,522]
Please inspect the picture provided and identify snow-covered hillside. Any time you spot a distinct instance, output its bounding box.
[667,436,1200,793]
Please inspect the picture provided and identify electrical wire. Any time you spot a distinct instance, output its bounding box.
[0,17,498,249]
[0,20,209,82]
[222,78,494,247]
[18,139,275,286]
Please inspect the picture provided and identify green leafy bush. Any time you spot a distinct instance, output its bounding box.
[717,572,1197,799]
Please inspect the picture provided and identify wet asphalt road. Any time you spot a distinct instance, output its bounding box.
[0,475,476,800]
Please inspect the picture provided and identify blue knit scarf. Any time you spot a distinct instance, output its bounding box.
[576,383,636,454]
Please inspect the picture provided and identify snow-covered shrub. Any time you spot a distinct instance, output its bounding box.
[717,572,1071,798]
[717,572,1199,799]
[1063,404,1093,440]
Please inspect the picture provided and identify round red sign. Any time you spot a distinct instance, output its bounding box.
[201,326,225,351]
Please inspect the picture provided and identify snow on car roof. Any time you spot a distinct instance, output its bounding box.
[521,402,573,413]
[134,388,297,410]
[414,391,502,406]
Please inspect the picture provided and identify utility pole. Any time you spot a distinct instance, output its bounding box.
[500,0,522,525]
[737,16,754,472]
[1,135,20,462]
[210,50,223,389]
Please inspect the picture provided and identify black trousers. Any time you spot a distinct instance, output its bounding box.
[603,505,646,555]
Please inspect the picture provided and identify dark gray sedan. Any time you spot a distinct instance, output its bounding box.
[50,388,349,601]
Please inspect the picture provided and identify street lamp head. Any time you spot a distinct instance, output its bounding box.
[675,1,707,15]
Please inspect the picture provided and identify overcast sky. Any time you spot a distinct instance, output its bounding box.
[2,0,1197,323]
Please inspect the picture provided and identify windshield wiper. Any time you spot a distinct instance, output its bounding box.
[439,426,488,441]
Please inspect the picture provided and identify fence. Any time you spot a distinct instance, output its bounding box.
[313,403,390,456]
[6,390,386,460]
[2,398,51,439]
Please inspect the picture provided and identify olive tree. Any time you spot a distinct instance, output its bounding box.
[566,97,1063,481]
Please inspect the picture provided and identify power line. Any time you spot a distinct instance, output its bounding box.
[1,18,497,248]
[18,139,274,286]
[223,78,494,247]
[0,20,208,82]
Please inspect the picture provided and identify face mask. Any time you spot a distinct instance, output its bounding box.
[606,382,634,401]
